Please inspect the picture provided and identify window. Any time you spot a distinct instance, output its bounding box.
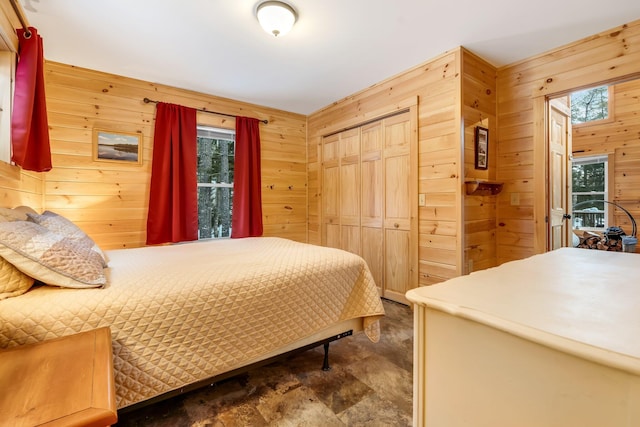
[572,156,608,230]
[570,85,610,125]
[197,126,235,239]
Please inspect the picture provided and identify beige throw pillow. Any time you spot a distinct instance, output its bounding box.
[0,256,34,299]
[0,221,106,289]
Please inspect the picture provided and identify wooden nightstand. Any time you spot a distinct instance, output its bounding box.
[0,327,117,427]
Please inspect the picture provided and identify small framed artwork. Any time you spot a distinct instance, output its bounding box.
[93,129,142,164]
[474,126,489,170]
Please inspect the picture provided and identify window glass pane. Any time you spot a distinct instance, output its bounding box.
[197,137,235,184]
[570,85,609,124]
[572,193,605,228]
[571,156,607,229]
[572,161,605,192]
[197,186,233,238]
[197,127,235,239]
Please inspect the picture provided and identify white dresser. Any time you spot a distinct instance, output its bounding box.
[406,248,640,427]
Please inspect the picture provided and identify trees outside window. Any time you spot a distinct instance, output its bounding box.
[197,126,235,239]
[570,85,609,125]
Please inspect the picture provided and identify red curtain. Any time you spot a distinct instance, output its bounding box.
[231,117,263,238]
[11,27,51,172]
[146,103,198,245]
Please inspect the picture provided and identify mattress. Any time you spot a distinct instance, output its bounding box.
[0,237,385,408]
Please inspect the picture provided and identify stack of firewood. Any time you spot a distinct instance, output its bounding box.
[576,231,623,251]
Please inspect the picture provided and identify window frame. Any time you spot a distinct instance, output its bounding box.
[0,50,15,164]
[571,155,610,231]
[196,125,236,240]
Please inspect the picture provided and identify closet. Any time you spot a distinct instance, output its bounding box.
[321,110,418,304]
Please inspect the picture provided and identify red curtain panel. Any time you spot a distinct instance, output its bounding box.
[231,117,263,238]
[146,102,198,245]
[11,27,51,172]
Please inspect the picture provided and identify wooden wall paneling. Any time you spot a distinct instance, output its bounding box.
[571,78,640,249]
[614,146,640,246]
[461,49,498,274]
[497,18,640,264]
[0,163,43,209]
[308,49,462,288]
[42,61,307,249]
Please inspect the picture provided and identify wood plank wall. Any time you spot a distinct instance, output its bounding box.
[2,61,307,249]
[0,162,43,209]
[308,49,464,286]
[496,19,640,264]
[573,79,640,242]
[462,51,498,273]
[3,12,639,271]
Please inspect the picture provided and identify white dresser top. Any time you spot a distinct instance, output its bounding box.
[406,248,640,373]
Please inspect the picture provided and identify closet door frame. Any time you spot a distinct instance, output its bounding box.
[319,100,419,304]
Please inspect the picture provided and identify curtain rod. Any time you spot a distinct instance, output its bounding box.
[143,98,268,125]
[9,0,31,39]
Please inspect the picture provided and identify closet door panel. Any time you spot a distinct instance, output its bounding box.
[384,154,411,229]
[362,226,383,293]
[340,161,360,220]
[325,223,341,249]
[321,133,340,247]
[382,111,416,304]
[341,225,361,255]
[361,155,382,227]
[384,228,411,300]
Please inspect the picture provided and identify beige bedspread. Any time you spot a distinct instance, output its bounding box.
[0,237,384,408]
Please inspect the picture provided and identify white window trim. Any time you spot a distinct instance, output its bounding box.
[0,50,14,164]
[196,125,236,240]
[572,155,609,231]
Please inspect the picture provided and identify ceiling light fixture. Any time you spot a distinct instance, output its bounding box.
[256,1,297,37]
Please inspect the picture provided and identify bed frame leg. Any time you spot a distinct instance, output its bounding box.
[322,342,331,371]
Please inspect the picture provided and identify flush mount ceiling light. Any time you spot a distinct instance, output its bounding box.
[256,1,297,37]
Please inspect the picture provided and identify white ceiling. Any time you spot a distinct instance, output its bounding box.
[21,0,640,115]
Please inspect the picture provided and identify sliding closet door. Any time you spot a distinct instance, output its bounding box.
[361,122,384,295]
[383,112,417,304]
[321,109,417,304]
[322,134,340,249]
[339,129,361,255]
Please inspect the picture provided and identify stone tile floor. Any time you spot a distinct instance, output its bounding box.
[115,299,413,426]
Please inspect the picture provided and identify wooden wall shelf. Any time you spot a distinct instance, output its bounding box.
[465,180,504,196]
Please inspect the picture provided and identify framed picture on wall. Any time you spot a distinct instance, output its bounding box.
[93,129,142,164]
[474,126,489,170]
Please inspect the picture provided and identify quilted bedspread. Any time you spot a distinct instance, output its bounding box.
[0,237,384,408]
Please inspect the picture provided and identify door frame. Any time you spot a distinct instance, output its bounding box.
[533,75,638,253]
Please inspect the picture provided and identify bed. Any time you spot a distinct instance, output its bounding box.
[0,209,384,410]
[406,248,640,427]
